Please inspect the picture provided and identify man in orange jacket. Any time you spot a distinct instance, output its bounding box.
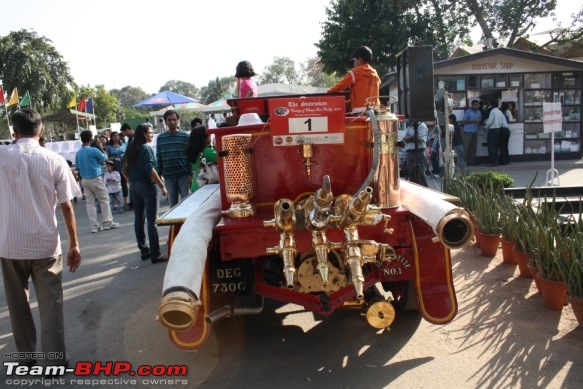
[327,46,381,113]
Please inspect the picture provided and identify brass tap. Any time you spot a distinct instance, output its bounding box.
[309,175,333,228]
[264,199,297,289]
[337,188,377,300]
[302,175,336,286]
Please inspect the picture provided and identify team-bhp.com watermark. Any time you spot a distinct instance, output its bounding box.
[4,353,188,386]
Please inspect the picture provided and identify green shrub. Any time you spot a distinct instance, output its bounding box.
[467,172,514,192]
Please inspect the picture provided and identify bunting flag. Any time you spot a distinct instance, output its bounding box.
[67,95,76,108]
[20,91,31,108]
[77,97,86,112]
[6,87,19,107]
[86,97,94,112]
[0,86,5,105]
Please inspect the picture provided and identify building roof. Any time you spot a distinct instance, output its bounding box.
[511,37,554,56]
[42,109,96,125]
[436,46,583,71]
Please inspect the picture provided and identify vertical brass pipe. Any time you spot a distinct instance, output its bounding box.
[371,112,401,208]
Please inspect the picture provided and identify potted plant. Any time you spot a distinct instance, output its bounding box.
[473,182,501,257]
[511,189,538,278]
[530,196,566,310]
[555,213,583,324]
[498,195,519,264]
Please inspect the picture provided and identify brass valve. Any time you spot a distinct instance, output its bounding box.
[301,144,318,178]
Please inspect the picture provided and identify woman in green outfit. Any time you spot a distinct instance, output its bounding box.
[185,125,218,191]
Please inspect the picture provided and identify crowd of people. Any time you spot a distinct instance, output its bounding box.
[0,105,224,371]
[463,99,515,167]
[420,98,515,180]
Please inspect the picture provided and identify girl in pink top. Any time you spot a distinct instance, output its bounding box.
[235,60,258,98]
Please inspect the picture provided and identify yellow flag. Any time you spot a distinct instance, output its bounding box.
[67,95,76,108]
[6,87,19,107]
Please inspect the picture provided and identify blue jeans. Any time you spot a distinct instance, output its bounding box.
[130,182,161,258]
[453,144,465,171]
[109,191,123,213]
[164,174,190,207]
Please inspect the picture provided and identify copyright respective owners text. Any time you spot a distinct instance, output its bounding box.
[3,357,189,387]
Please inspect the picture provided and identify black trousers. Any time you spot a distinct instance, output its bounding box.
[498,127,510,165]
[487,128,501,166]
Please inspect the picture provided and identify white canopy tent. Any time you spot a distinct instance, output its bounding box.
[257,83,328,96]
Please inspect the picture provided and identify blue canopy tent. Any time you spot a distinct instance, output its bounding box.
[133,91,199,107]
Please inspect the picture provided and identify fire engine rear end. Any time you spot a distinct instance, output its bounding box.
[157,94,473,350]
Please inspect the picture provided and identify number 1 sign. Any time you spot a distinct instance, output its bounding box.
[268,96,346,146]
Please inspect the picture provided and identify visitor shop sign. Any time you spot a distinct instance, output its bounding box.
[543,102,562,133]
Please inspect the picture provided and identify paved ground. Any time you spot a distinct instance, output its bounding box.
[0,159,581,388]
[424,158,583,191]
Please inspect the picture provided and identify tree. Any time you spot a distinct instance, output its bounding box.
[300,57,339,88]
[257,57,300,85]
[199,77,236,104]
[0,29,75,114]
[78,85,119,128]
[110,85,149,108]
[158,80,200,99]
[318,0,407,76]
[462,0,559,47]
[317,0,579,77]
[540,5,583,50]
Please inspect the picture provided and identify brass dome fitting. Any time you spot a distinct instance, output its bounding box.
[366,298,396,329]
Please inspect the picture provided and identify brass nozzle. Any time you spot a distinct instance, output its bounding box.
[314,245,330,286]
[436,209,474,249]
[282,247,297,289]
[353,187,373,214]
[347,257,365,300]
[159,291,201,332]
[340,187,373,229]
[310,175,334,229]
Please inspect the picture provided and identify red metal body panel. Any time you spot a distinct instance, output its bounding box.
[211,118,370,210]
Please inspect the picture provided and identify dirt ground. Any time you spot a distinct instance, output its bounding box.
[433,241,582,388]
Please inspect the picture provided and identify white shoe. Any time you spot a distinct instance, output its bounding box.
[433,174,441,179]
[91,227,103,233]
[102,222,119,230]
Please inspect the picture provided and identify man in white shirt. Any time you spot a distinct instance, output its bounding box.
[0,109,81,368]
[402,120,429,185]
[208,113,217,129]
[484,100,509,167]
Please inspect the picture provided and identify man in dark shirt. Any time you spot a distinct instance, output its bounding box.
[155,110,191,207]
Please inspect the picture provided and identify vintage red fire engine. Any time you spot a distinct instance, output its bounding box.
[157,93,473,350]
